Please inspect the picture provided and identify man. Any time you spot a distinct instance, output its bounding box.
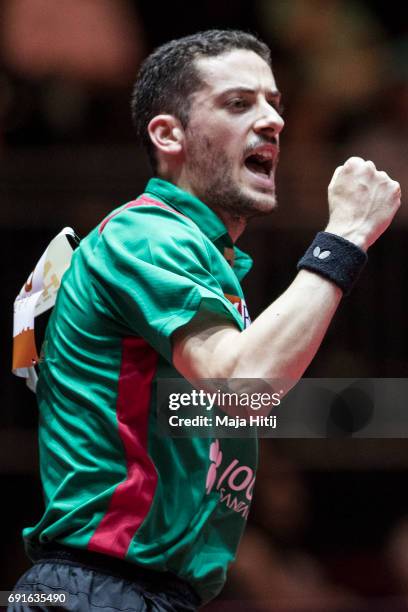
[10,30,400,611]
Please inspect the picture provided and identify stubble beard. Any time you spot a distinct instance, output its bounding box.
[185,135,278,221]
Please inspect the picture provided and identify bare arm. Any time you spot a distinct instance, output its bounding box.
[173,157,401,382]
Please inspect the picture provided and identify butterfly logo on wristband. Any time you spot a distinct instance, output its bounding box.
[313,246,331,260]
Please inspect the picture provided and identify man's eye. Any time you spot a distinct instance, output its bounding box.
[227,98,249,111]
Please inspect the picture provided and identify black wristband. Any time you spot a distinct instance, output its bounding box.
[297,231,368,295]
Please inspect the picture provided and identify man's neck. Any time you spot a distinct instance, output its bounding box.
[212,208,247,242]
[162,172,247,243]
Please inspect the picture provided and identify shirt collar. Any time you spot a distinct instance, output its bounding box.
[145,177,253,280]
[145,177,228,242]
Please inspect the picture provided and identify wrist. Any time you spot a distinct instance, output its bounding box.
[297,231,368,295]
[324,222,368,252]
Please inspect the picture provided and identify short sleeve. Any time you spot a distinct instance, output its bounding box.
[88,206,244,363]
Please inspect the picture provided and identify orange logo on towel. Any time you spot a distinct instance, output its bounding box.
[12,328,39,369]
[24,272,34,293]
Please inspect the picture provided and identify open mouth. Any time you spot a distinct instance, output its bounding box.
[244,148,276,179]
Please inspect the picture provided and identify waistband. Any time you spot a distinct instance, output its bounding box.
[27,542,201,607]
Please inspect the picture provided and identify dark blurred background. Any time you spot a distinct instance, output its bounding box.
[1,1,408,610]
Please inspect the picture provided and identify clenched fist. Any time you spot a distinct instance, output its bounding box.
[325,157,401,251]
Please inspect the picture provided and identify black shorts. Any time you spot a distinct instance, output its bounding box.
[8,546,201,612]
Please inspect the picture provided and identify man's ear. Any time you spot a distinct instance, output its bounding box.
[148,115,184,156]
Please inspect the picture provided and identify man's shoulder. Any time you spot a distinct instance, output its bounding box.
[98,193,197,236]
[80,192,211,271]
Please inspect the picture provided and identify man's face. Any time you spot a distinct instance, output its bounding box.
[181,49,284,218]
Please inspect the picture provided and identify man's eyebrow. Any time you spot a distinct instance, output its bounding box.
[218,87,281,98]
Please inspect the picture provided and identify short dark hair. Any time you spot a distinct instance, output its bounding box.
[131,29,271,172]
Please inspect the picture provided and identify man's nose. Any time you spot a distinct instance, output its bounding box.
[253,103,285,137]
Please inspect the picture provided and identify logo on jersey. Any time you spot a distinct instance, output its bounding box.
[224,294,251,329]
[206,439,255,520]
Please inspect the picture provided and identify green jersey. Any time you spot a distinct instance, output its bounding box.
[24,178,257,604]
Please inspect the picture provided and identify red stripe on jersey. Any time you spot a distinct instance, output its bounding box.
[99,195,185,233]
[88,337,158,558]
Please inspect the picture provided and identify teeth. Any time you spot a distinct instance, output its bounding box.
[253,150,273,160]
[244,148,275,177]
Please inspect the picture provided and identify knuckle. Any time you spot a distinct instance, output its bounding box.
[343,156,366,174]
[343,157,360,170]
[377,170,388,179]
[345,156,364,164]
[329,166,342,185]
[388,179,401,194]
